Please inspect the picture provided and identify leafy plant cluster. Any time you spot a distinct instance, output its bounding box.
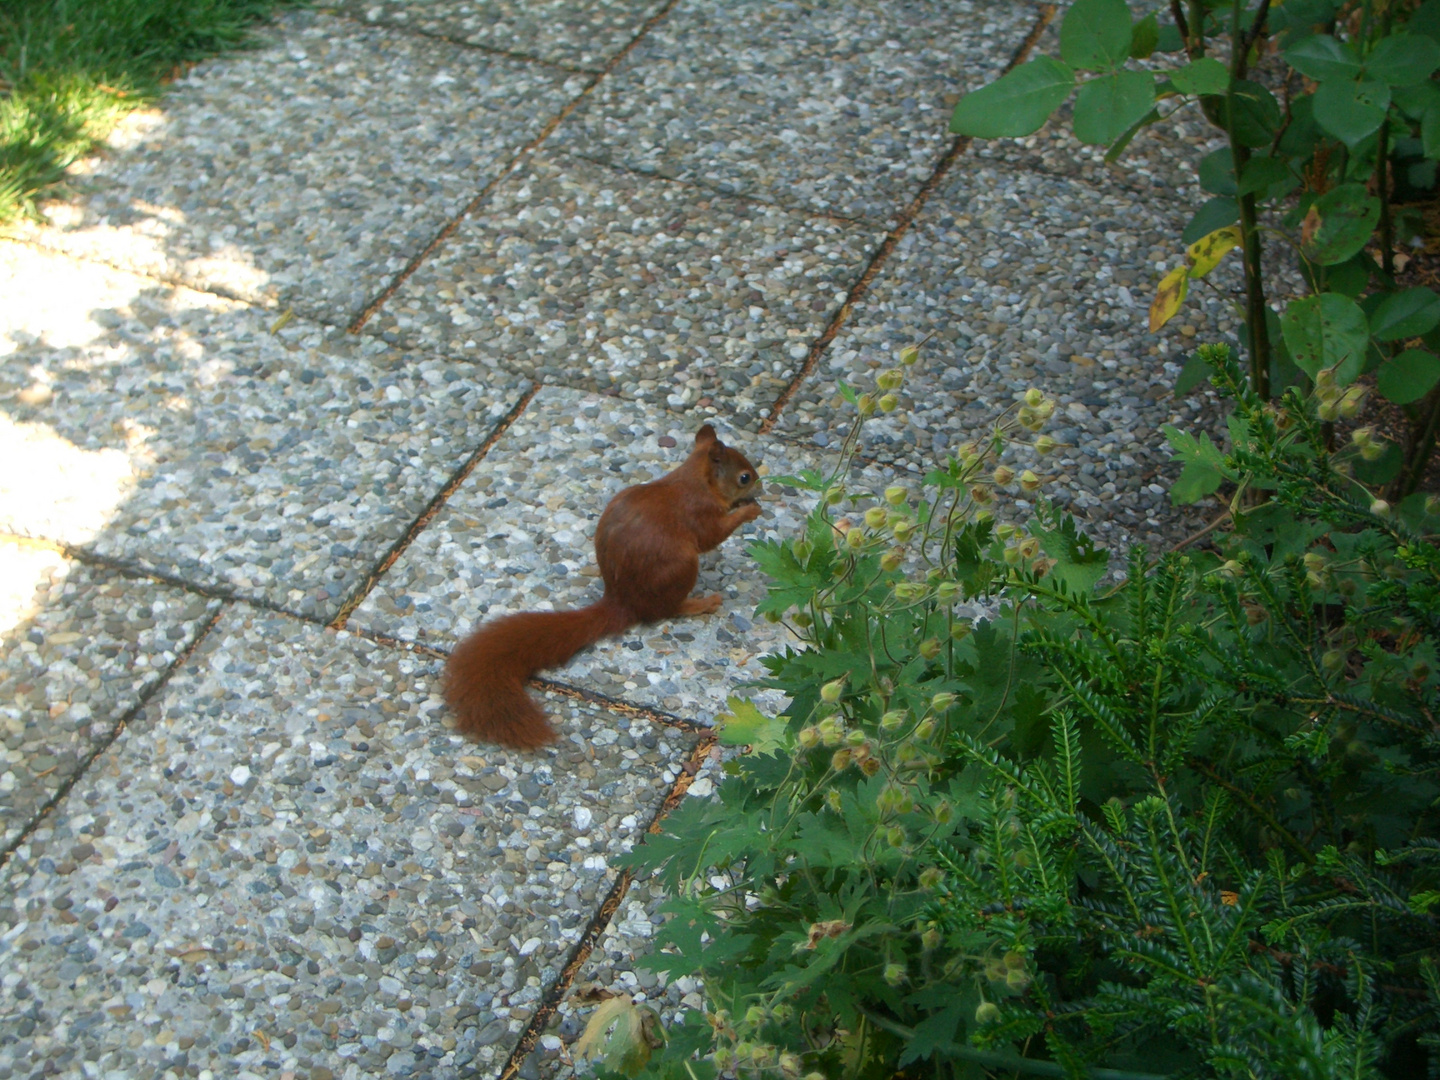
[950,0,1440,498]
[593,347,1440,1080]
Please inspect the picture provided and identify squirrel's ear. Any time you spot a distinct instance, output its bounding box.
[694,424,718,448]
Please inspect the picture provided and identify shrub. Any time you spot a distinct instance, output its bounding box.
[609,347,1440,1080]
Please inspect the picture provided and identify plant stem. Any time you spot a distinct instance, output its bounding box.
[1227,0,1272,400]
[1392,386,1440,499]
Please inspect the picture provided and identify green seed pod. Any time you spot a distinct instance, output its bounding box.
[1371,498,1391,518]
[779,1053,803,1078]
[880,549,904,572]
[898,345,920,366]
[914,718,936,741]
[992,465,1015,486]
[892,519,915,543]
[1316,400,1339,422]
[878,393,900,413]
[931,691,957,710]
[1003,545,1022,565]
[884,963,906,986]
[885,485,908,506]
[791,538,814,563]
[919,867,943,889]
[856,393,876,416]
[1034,434,1057,455]
[831,748,853,771]
[1360,441,1384,461]
[846,728,868,746]
[919,637,942,660]
[820,678,845,702]
[744,1005,766,1027]
[824,485,846,505]
[1024,387,1045,408]
[1005,968,1030,992]
[975,1001,1002,1025]
[825,789,842,812]
[922,926,942,950]
[935,580,960,601]
[970,484,994,505]
[881,710,907,731]
[864,506,887,528]
[1003,950,1026,970]
[1019,469,1041,492]
[886,826,906,847]
[846,526,866,549]
[1018,538,1040,560]
[797,726,820,749]
[950,621,971,640]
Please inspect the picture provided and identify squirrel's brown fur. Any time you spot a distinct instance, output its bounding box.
[443,424,762,749]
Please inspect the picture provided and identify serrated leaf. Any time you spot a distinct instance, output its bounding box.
[714,697,790,753]
[1149,265,1189,331]
[575,996,661,1077]
[1370,287,1440,341]
[1030,512,1108,594]
[1170,56,1230,94]
[1299,183,1380,265]
[1365,33,1440,86]
[1313,78,1391,147]
[950,58,1075,137]
[1285,34,1362,82]
[1060,0,1134,71]
[1073,69,1156,144]
[1182,197,1240,245]
[1281,292,1369,383]
[1377,348,1440,403]
[1187,225,1241,278]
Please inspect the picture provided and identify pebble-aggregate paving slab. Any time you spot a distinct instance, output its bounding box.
[347,386,875,724]
[13,10,583,322]
[549,0,1037,221]
[0,539,222,852]
[333,0,668,70]
[773,161,1232,552]
[0,241,531,621]
[365,154,881,430]
[0,607,697,1080]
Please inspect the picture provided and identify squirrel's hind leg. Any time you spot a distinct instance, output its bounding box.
[677,594,724,616]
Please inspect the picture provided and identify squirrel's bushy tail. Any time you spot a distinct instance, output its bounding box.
[443,597,632,749]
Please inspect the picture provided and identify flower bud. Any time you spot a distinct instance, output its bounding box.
[886,826,906,847]
[1315,368,1335,390]
[892,519,915,543]
[1322,649,1346,674]
[881,709,907,731]
[831,748,853,771]
[818,716,844,746]
[885,485,908,506]
[975,1002,1002,1025]
[914,718,936,741]
[970,484,994,505]
[745,1005,766,1027]
[933,800,954,824]
[1003,545,1022,565]
[992,465,1015,486]
[859,756,881,776]
[1018,537,1040,560]
[1371,498,1391,518]
[846,728,868,746]
[846,526,866,549]
[880,549,904,572]
[750,1045,774,1067]
[1034,434,1057,455]
[919,637,942,660]
[856,392,876,416]
[898,345,920,366]
[878,393,900,413]
[1351,427,1374,448]
[779,1053,803,1078]
[1024,387,1045,408]
[825,789,842,812]
[1303,552,1326,572]
[936,580,960,601]
[825,485,846,505]
[922,925,942,949]
[931,691,957,711]
[864,506,888,528]
[1360,441,1384,461]
[1004,950,1026,970]
[1017,407,1044,431]
[1338,385,1365,420]
[793,610,813,628]
[798,725,820,749]
[1317,400,1339,422]
[820,678,845,702]
[919,867,943,889]
[1005,968,1030,992]
[1219,559,1243,578]
[877,368,905,391]
[1019,469,1041,492]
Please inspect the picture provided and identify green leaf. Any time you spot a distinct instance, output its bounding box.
[1197,147,1237,196]
[1425,104,1440,160]
[1365,33,1440,86]
[1237,155,1292,197]
[1220,80,1282,147]
[1155,22,1184,53]
[1073,69,1156,144]
[1182,197,1240,245]
[1170,57,1230,95]
[1163,426,1232,503]
[1174,352,1211,396]
[1102,105,1160,163]
[1030,509,1108,594]
[714,697,790,753]
[1301,183,1381,266]
[1370,287,1440,341]
[1060,0,1134,72]
[1392,80,1440,121]
[950,58,1076,137]
[1413,0,1440,45]
[1284,35,1362,82]
[1313,78,1392,147]
[1280,292,1369,383]
[1377,348,1440,403]
[899,998,969,1067]
[1130,13,1158,59]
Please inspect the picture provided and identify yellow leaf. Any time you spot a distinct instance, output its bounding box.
[574,995,663,1077]
[1186,225,1242,278]
[715,696,789,753]
[1149,266,1190,332]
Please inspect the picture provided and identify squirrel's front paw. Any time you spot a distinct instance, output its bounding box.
[737,501,763,523]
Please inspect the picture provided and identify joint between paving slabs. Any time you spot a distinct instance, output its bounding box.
[488,732,719,1080]
[758,2,1059,435]
[322,6,603,77]
[346,0,687,335]
[0,602,229,872]
[328,380,541,630]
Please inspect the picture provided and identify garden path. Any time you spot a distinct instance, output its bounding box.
[0,3,1229,1077]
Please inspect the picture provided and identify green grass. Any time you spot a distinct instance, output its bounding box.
[0,0,309,225]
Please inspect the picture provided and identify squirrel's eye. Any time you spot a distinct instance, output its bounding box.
[740,473,752,484]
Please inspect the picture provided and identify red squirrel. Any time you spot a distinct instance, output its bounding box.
[444,424,763,749]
